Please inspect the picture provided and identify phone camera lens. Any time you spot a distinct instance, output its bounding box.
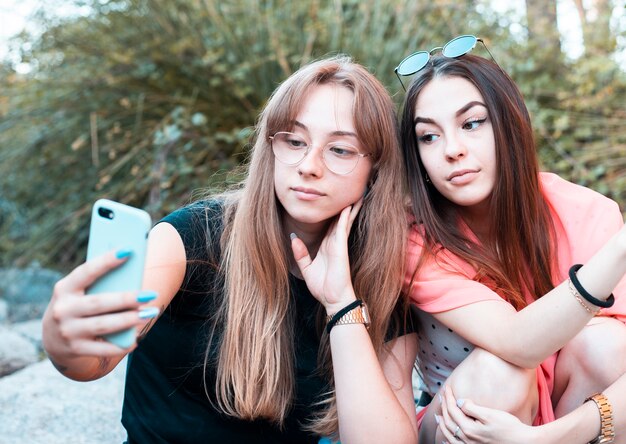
[98,207,115,220]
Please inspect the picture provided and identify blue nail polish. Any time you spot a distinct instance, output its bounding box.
[457,399,465,408]
[434,414,440,425]
[116,249,133,259]
[438,393,443,403]
[137,291,157,303]
[290,233,297,240]
[138,307,159,319]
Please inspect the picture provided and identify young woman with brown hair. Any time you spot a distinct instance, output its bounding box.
[397,36,626,443]
[42,56,418,443]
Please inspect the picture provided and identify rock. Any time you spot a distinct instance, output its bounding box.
[0,298,8,324]
[0,326,38,376]
[0,265,61,322]
[12,319,44,353]
[0,358,127,443]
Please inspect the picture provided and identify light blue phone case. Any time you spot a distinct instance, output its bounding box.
[86,199,152,348]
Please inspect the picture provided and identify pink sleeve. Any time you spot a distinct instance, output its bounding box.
[591,202,626,322]
[543,172,626,322]
[405,227,505,313]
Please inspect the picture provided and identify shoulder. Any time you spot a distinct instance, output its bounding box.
[159,197,227,262]
[405,224,503,312]
[540,172,621,216]
[541,172,624,270]
[161,198,225,232]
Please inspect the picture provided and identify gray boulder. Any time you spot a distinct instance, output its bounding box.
[0,358,127,443]
[0,298,8,324]
[0,326,38,376]
[11,319,44,353]
[0,264,61,322]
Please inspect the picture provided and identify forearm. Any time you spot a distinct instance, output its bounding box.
[468,228,626,368]
[46,353,121,381]
[513,231,626,366]
[532,400,600,443]
[330,325,417,444]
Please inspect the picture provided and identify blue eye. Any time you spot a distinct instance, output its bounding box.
[286,138,306,148]
[274,132,308,150]
[327,144,359,158]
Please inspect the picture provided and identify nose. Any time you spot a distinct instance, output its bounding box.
[297,145,325,177]
[444,132,467,161]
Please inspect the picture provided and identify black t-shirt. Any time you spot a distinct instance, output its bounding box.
[121,200,326,443]
[121,199,414,443]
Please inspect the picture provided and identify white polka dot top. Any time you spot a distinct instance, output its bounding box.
[414,308,474,395]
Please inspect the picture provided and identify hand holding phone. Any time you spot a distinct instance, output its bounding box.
[86,199,152,348]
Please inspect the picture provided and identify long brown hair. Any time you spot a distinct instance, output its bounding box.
[400,54,557,310]
[208,56,407,435]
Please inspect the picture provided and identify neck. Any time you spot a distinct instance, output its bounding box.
[459,202,491,243]
[282,217,330,277]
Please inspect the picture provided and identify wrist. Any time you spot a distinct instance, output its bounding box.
[325,299,370,334]
[324,293,357,316]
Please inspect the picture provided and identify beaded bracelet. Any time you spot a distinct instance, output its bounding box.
[568,278,600,315]
[569,264,615,309]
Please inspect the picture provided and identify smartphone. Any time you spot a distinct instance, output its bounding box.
[86,199,152,348]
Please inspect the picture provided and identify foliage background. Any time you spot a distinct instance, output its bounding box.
[1,0,625,271]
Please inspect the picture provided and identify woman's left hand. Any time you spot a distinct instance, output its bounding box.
[290,199,363,314]
[438,385,538,444]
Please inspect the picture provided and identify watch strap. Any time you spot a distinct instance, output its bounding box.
[326,300,370,333]
[333,304,370,328]
[585,393,615,444]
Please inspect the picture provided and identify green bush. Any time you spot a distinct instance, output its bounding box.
[1,0,624,270]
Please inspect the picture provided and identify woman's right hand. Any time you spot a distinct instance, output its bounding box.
[438,385,539,444]
[42,249,158,361]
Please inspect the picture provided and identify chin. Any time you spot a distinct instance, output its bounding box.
[292,213,331,225]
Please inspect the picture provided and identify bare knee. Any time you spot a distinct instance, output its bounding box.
[449,348,538,421]
[558,317,626,387]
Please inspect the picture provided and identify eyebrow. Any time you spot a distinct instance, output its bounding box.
[414,101,487,125]
[293,120,358,138]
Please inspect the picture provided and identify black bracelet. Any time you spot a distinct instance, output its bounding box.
[326,300,362,334]
[569,264,615,308]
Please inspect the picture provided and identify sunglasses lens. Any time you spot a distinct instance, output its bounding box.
[396,51,430,76]
[442,35,477,58]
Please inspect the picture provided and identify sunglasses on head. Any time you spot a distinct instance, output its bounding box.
[394,35,500,91]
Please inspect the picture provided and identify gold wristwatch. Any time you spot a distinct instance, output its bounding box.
[586,393,615,444]
[327,303,371,329]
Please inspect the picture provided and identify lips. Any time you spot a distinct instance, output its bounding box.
[291,186,326,200]
[447,169,479,184]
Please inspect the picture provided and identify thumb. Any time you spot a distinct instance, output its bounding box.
[290,233,312,273]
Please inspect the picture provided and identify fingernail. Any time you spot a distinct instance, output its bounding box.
[116,249,133,259]
[434,414,440,424]
[457,399,465,408]
[138,307,159,319]
[137,291,157,303]
[438,393,443,403]
[290,233,297,240]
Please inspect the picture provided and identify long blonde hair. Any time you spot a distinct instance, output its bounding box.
[209,56,407,436]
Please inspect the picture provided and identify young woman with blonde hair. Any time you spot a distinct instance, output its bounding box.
[42,56,418,443]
